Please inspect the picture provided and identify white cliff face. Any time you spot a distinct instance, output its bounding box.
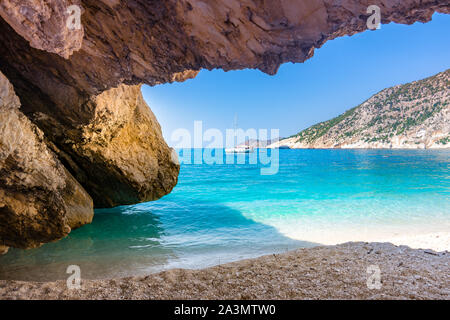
[269,70,450,149]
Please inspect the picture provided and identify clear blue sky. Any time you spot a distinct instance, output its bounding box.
[142,13,450,145]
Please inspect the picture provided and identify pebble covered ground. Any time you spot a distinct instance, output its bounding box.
[1,242,448,300]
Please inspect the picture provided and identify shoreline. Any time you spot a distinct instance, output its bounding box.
[282,231,450,253]
[382,232,450,253]
[1,241,448,300]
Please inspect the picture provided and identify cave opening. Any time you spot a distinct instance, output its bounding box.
[143,13,450,149]
[0,2,449,290]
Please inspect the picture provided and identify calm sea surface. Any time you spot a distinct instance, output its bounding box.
[1,149,449,281]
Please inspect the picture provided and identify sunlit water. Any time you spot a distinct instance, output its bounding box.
[1,149,449,281]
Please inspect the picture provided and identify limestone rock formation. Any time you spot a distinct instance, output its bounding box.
[42,84,180,208]
[0,0,448,249]
[269,70,450,149]
[0,71,93,250]
[0,0,84,59]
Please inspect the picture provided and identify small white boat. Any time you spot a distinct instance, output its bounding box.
[225,114,254,154]
[225,146,253,153]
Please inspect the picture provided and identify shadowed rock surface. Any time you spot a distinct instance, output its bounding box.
[0,0,448,248]
[0,71,93,250]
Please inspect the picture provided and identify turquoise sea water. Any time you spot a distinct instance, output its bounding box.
[1,149,449,281]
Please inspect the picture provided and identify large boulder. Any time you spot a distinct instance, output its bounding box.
[0,71,93,249]
[33,84,180,208]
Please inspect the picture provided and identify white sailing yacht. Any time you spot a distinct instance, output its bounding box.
[225,114,254,154]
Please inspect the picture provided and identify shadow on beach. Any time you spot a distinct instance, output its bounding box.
[0,201,318,282]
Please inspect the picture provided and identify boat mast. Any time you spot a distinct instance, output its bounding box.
[233,114,238,148]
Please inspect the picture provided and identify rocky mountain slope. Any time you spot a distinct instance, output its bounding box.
[0,1,449,250]
[270,70,450,149]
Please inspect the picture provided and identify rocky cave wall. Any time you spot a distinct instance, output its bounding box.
[0,0,449,251]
